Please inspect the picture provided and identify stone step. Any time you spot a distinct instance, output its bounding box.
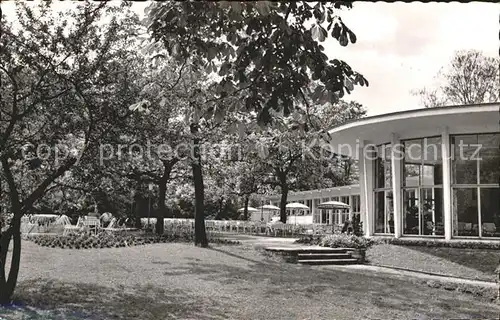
[298,258,359,265]
[264,247,355,254]
[297,253,352,260]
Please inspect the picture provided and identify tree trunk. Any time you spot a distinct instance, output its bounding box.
[280,184,289,223]
[156,182,166,235]
[135,195,147,229]
[0,156,76,304]
[243,195,250,220]
[155,159,177,235]
[191,123,208,247]
[0,218,21,304]
[217,196,224,220]
[223,200,229,219]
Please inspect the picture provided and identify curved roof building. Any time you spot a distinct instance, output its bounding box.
[266,103,499,241]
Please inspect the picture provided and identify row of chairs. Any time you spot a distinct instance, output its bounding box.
[63,216,131,235]
[140,218,331,236]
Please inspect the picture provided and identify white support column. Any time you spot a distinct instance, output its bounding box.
[358,144,367,234]
[442,127,453,240]
[319,201,323,224]
[391,133,403,238]
[311,198,317,223]
[349,194,353,220]
[362,141,375,236]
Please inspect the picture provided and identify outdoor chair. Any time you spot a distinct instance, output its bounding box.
[102,218,121,232]
[205,220,215,231]
[457,222,467,235]
[482,223,497,236]
[63,217,83,236]
[257,222,267,234]
[435,223,444,234]
[464,223,473,235]
[82,216,101,234]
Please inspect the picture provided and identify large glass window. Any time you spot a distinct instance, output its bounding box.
[479,134,500,184]
[374,144,394,234]
[481,188,500,237]
[452,133,500,238]
[453,188,479,236]
[402,137,444,236]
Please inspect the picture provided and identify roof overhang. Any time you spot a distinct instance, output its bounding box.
[326,103,499,159]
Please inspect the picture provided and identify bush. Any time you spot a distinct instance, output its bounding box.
[27,230,240,249]
[320,234,376,249]
[296,234,376,249]
[295,235,322,245]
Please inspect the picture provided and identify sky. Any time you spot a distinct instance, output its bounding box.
[1,1,498,116]
[330,2,499,115]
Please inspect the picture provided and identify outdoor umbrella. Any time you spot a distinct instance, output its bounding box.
[286,203,310,225]
[237,207,259,212]
[285,203,310,209]
[318,200,351,226]
[256,204,280,222]
[317,200,350,210]
[257,204,280,210]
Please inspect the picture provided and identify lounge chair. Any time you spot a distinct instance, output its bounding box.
[102,218,118,232]
[63,217,83,236]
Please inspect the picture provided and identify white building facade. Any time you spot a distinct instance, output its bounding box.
[265,103,500,241]
[263,185,361,225]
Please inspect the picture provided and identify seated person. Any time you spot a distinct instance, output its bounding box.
[341,219,353,235]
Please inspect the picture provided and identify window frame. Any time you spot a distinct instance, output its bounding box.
[451,132,500,239]
[401,136,444,237]
[373,143,394,235]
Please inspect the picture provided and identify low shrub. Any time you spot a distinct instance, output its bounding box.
[296,234,377,250]
[295,235,322,245]
[27,230,240,249]
[382,238,500,250]
[320,234,376,249]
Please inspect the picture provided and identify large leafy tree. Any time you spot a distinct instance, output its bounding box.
[108,57,193,235]
[147,1,368,124]
[413,50,500,108]
[251,100,366,223]
[0,2,141,303]
[146,0,367,241]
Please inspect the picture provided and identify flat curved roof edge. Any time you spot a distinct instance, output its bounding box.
[328,102,500,134]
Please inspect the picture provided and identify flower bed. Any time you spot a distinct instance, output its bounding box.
[27,230,240,249]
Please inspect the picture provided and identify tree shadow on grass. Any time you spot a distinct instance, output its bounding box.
[192,246,500,319]
[4,278,230,320]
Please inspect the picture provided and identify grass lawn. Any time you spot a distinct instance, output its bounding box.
[1,240,499,319]
[368,244,500,282]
